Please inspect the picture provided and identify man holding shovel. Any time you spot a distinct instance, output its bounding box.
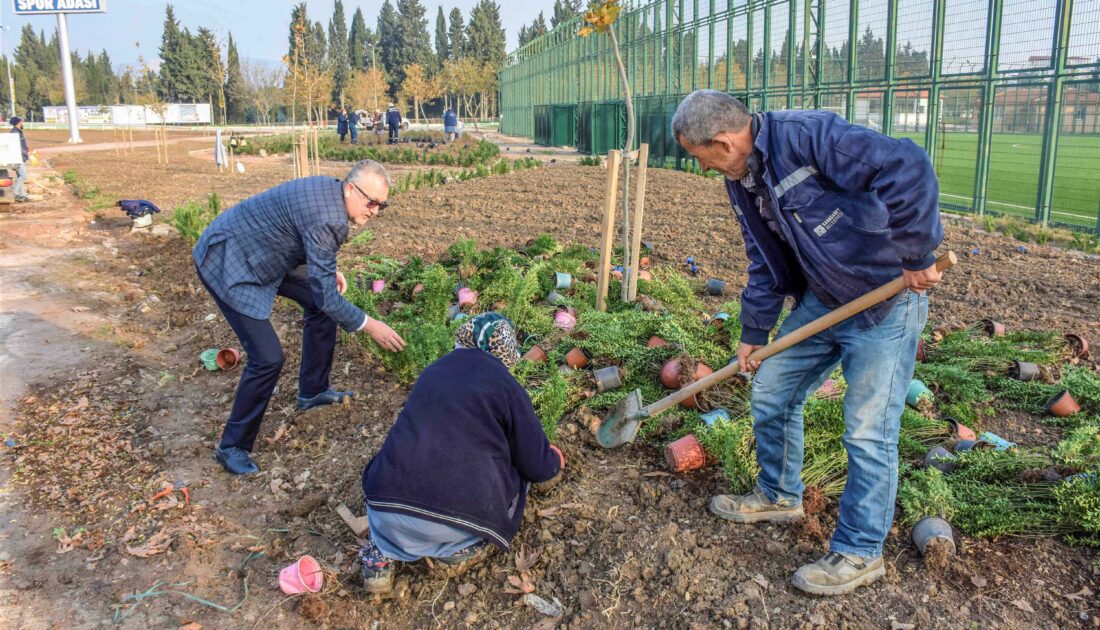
[672,90,943,595]
[193,160,406,476]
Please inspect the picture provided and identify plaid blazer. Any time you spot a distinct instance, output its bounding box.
[193,176,365,332]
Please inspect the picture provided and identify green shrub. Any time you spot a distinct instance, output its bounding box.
[171,192,222,244]
[898,468,956,527]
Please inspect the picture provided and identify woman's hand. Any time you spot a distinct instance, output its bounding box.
[336,271,347,295]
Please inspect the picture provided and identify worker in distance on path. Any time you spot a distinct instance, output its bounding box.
[192,160,406,476]
[672,90,944,596]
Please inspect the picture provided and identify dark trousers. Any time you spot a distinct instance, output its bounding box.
[198,266,338,452]
[339,132,347,143]
[388,126,398,144]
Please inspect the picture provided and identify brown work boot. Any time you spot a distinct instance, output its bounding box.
[709,486,805,523]
[791,552,885,596]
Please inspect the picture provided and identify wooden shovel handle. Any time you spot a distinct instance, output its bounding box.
[640,251,957,418]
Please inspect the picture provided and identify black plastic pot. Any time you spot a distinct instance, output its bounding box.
[912,516,956,557]
[1008,360,1040,382]
[593,366,622,393]
[924,445,957,473]
[705,278,725,296]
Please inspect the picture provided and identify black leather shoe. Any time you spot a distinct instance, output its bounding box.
[215,446,260,475]
[296,388,355,411]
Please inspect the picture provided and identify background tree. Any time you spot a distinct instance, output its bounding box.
[434,6,449,66]
[465,1,506,69]
[348,7,376,70]
[390,0,434,89]
[347,66,388,114]
[447,8,466,60]
[243,59,283,124]
[225,34,247,122]
[377,0,399,79]
[398,63,441,122]
[551,0,583,28]
[328,0,350,105]
[196,28,226,123]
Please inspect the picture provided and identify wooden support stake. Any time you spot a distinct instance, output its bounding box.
[596,149,622,312]
[335,502,370,537]
[627,143,650,301]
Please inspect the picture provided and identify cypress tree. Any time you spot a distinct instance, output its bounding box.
[434,6,449,64]
[225,33,246,122]
[329,0,350,104]
[447,8,466,59]
[377,0,399,78]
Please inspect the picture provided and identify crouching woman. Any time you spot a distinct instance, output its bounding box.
[359,313,564,593]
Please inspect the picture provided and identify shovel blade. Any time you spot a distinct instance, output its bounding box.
[596,389,644,448]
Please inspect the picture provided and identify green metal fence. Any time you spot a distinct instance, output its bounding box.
[500,0,1100,232]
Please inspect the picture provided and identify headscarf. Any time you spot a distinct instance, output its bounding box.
[454,312,519,368]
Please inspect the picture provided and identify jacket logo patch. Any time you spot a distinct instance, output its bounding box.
[814,209,844,236]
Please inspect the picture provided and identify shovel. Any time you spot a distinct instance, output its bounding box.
[596,251,958,448]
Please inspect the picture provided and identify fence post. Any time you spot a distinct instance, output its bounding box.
[1034,0,1073,229]
[973,0,1004,217]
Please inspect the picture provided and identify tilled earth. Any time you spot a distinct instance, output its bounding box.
[1,133,1098,629]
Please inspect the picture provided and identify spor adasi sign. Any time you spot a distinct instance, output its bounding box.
[14,0,106,14]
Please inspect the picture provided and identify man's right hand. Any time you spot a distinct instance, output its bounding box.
[737,342,765,372]
[364,318,406,352]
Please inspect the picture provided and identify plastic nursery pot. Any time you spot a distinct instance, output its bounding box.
[457,287,478,307]
[665,434,707,473]
[911,516,956,558]
[546,290,567,306]
[709,312,731,327]
[215,348,241,370]
[279,555,324,595]
[916,338,927,362]
[1064,333,1090,360]
[905,379,934,407]
[816,378,842,398]
[705,278,725,296]
[564,347,591,370]
[411,283,425,297]
[523,345,548,363]
[647,336,670,349]
[1045,390,1081,418]
[924,445,958,474]
[980,319,1006,337]
[453,313,470,323]
[659,358,684,389]
[611,269,624,280]
[953,439,993,453]
[700,408,730,427]
[200,348,220,371]
[639,256,651,268]
[446,304,462,321]
[554,310,577,331]
[638,270,652,282]
[943,417,978,442]
[1008,360,1040,382]
[593,366,623,393]
[371,280,386,293]
[554,272,572,290]
[679,363,713,409]
[977,431,1016,451]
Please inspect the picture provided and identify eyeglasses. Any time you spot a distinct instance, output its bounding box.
[350,181,389,211]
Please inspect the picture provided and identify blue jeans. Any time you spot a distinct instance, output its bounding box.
[13,162,26,199]
[750,289,927,558]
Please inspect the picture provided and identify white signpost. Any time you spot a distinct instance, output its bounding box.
[13,0,107,143]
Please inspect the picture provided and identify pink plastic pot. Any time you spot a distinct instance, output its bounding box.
[554,310,576,330]
[665,434,706,473]
[371,280,386,293]
[279,555,323,595]
[457,287,478,307]
[647,336,669,349]
[411,283,425,297]
[215,347,241,370]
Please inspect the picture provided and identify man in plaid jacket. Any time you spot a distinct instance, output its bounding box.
[194,160,406,475]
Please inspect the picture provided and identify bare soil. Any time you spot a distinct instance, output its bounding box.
[1,130,1098,629]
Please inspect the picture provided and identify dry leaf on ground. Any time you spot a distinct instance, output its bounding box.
[125,529,173,558]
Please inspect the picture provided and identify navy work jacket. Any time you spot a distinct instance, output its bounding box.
[726,110,943,345]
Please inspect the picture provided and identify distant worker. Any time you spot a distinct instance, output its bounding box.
[372,110,384,144]
[385,103,401,145]
[672,90,943,596]
[9,117,30,203]
[443,106,458,144]
[336,106,349,143]
[359,313,564,594]
[192,160,407,476]
[349,108,360,145]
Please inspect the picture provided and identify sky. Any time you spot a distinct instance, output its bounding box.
[0,0,553,70]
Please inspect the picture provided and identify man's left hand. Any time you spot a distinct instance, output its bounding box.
[336,271,347,295]
[902,262,942,293]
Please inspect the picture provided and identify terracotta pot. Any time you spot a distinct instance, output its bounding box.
[215,347,241,370]
[639,256,651,268]
[1008,360,1040,382]
[593,366,622,393]
[916,338,927,362]
[679,363,713,409]
[611,269,624,280]
[659,358,683,388]
[1045,390,1081,417]
[564,347,591,370]
[943,417,978,442]
[981,319,1006,337]
[647,335,669,349]
[523,345,548,363]
[665,433,707,473]
[1065,333,1090,360]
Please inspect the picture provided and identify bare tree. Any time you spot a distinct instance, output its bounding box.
[242,59,283,125]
